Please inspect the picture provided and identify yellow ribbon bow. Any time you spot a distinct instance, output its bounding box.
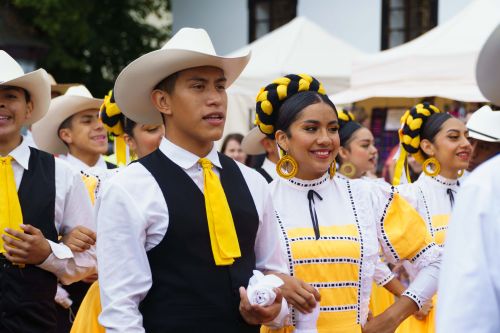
[199,158,241,265]
[0,156,24,254]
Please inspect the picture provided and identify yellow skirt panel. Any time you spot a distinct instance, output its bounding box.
[70,281,104,333]
[431,214,449,246]
[382,193,434,260]
[368,282,395,317]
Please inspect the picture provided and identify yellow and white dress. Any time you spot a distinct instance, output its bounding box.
[396,173,459,333]
[264,173,441,333]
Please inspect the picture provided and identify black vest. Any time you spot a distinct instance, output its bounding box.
[139,150,260,333]
[0,147,58,333]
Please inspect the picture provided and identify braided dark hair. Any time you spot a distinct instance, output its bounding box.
[100,90,137,137]
[337,109,362,146]
[254,74,332,138]
[400,102,448,163]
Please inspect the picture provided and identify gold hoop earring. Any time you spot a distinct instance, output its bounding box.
[276,154,298,179]
[423,157,440,177]
[339,162,356,178]
[329,162,336,179]
[458,169,465,178]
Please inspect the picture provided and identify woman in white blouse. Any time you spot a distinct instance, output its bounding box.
[392,103,472,333]
[255,74,441,333]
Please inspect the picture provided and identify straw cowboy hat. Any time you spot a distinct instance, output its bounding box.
[47,73,79,96]
[114,27,251,125]
[242,127,267,155]
[476,23,500,105]
[467,105,500,142]
[0,50,51,125]
[32,85,104,154]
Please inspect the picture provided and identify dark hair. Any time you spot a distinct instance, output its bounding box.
[122,115,138,137]
[221,133,244,154]
[421,112,453,143]
[276,91,337,137]
[154,72,179,94]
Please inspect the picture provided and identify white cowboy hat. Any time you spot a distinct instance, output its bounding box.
[47,73,80,96]
[467,105,500,142]
[476,24,500,105]
[114,27,251,125]
[242,127,267,155]
[0,50,51,125]
[32,85,104,154]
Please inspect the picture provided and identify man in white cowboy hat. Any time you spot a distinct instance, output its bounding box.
[96,28,288,332]
[47,73,79,99]
[242,126,279,182]
[32,85,113,171]
[0,51,96,332]
[465,105,500,172]
[32,84,111,332]
[437,23,500,333]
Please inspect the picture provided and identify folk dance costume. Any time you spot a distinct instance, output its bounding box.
[0,138,97,332]
[96,138,287,332]
[262,172,440,333]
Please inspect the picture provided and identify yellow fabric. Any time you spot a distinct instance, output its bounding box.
[70,281,104,333]
[393,144,411,185]
[382,193,433,260]
[431,214,449,246]
[286,225,362,332]
[396,295,436,333]
[81,173,98,205]
[369,282,395,317]
[199,158,241,266]
[114,136,127,167]
[0,156,23,254]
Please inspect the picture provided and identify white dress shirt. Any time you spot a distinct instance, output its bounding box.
[60,153,108,171]
[96,137,287,333]
[261,157,278,180]
[437,155,500,333]
[6,138,97,284]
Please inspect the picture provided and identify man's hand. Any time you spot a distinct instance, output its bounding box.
[239,286,283,325]
[2,224,52,265]
[61,226,96,253]
[276,273,320,314]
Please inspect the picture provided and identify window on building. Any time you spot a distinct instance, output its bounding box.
[381,0,438,50]
[248,0,297,42]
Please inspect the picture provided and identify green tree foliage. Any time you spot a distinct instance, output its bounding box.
[10,0,170,96]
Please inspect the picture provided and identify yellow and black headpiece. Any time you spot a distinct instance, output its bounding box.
[337,109,362,146]
[100,90,124,137]
[393,102,442,184]
[255,74,326,138]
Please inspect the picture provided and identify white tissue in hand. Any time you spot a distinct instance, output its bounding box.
[247,270,284,307]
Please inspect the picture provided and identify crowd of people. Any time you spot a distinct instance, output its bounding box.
[0,24,499,333]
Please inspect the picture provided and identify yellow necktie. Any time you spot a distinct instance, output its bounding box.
[199,158,241,265]
[0,156,24,254]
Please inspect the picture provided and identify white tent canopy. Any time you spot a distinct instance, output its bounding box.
[332,0,500,104]
[223,16,364,140]
[228,16,364,96]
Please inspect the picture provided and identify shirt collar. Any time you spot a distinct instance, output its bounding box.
[159,137,222,170]
[5,136,31,170]
[63,153,108,171]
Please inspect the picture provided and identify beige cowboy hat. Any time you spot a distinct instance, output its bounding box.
[242,127,268,155]
[32,85,104,154]
[0,50,51,125]
[114,27,251,125]
[467,105,500,142]
[47,73,79,96]
[476,23,500,105]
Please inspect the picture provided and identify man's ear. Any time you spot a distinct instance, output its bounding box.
[25,101,34,121]
[59,128,73,145]
[275,130,289,153]
[420,139,435,157]
[151,89,172,116]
